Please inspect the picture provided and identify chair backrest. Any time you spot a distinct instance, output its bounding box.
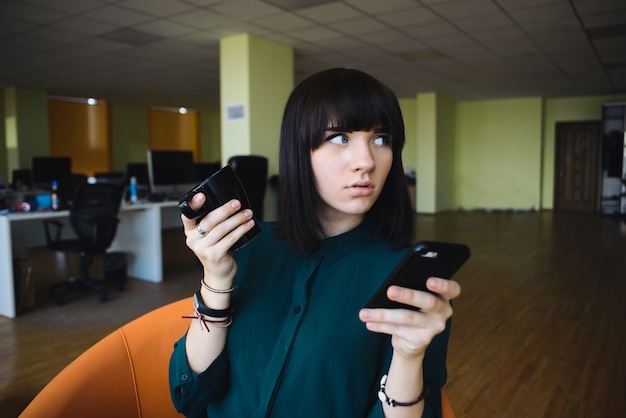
[19,297,191,418]
[69,183,124,252]
[228,155,268,220]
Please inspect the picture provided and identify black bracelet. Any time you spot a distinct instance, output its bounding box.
[378,374,428,407]
[194,290,232,318]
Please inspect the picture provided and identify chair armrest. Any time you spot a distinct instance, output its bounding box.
[42,220,63,245]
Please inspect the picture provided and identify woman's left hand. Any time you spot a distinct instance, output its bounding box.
[359,277,461,358]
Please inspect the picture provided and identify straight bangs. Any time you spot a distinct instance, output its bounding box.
[305,72,405,154]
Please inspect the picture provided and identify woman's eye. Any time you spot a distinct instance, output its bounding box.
[373,135,390,146]
[327,134,348,144]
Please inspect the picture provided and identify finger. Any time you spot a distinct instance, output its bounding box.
[426,277,461,300]
[205,209,255,251]
[180,193,208,229]
[386,286,441,312]
[359,307,446,343]
[186,199,242,237]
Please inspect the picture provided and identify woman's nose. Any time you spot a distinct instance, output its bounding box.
[350,141,375,172]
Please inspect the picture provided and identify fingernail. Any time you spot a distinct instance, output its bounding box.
[388,286,402,298]
[360,309,372,320]
[429,277,441,289]
[231,200,241,209]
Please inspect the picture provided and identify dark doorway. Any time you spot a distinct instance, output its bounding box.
[554,121,601,212]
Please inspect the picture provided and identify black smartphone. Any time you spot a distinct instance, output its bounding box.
[364,241,470,310]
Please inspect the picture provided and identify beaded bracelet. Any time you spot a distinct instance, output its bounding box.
[200,279,236,294]
[378,374,428,408]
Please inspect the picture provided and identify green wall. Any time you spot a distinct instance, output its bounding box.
[401,94,626,212]
[414,93,457,213]
[399,98,417,172]
[1,87,49,183]
[199,105,221,163]
[110,103,149,171]
[454,97,543,211]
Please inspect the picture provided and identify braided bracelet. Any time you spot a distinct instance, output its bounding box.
[182,311,232,332]
[378,374,428,408]
[200,279,236,294]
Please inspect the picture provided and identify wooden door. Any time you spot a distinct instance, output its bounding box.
[554,121,601,212]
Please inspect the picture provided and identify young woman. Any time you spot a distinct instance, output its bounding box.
[169,68,461,417]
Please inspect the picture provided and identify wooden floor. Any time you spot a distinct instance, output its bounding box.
[1,211,625,417]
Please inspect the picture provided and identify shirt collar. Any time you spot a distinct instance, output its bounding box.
[315,219,378,265]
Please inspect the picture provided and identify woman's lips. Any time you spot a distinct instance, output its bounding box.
[347,182,374,196]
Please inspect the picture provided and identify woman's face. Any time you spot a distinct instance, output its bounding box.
[310,128,393,235]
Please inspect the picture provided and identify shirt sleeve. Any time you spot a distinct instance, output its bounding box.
[169,333,230,418]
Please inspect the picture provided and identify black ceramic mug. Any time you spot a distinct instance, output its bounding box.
[178,165,261,251]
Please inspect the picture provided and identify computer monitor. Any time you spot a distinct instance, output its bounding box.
[147,150,196,198]
[11,169,32,190]
[193,162,220,182]
[125,162,149,186]
[31,156,72,189]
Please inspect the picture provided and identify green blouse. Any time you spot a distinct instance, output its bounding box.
[170,220,450,418]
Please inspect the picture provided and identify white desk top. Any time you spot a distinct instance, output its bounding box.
[1,200,179,222]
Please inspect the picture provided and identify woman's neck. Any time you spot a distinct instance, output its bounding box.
[319,212,365,238]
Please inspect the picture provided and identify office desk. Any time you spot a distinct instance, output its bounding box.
[0,201,181,318]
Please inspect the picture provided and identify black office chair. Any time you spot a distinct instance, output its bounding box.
[43,183,124,305]
[228,155,268,220]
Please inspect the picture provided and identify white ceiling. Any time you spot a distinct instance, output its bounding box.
[1,0,625,108]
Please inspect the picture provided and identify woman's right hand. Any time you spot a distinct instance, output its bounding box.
[181,193,256,285]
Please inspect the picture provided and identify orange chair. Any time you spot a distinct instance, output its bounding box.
[19,297,455,417]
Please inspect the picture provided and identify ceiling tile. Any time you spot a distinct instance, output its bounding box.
[22,0,102,14]
[170,8,235,29]
[136,19,197,37]
[209,0,283,19]
[121,0,194,17]
[429,0,502,19]
[379,7,439,27]
[253,12,312,31]
[0,1,67,23]
[294,2,362,23]
[50,16,116,35]
[345,0,417,14]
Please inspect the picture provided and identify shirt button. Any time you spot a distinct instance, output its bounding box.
[180,373,189,382]
[294,306,302,314]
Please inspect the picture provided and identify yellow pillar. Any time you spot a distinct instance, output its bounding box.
[2,86,49,182]
[416,92,455,214]
[219,33,293,177]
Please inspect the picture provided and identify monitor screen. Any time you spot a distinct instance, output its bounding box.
[31,156,72,189]
[147,150,196,198]
[125,162,149,186]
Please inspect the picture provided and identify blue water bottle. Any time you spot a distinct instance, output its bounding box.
[129,176,138,203]
[51,180,59,211]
